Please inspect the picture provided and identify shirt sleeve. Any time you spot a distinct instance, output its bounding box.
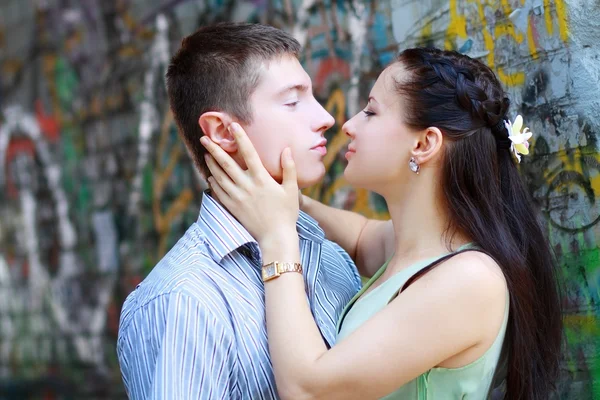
[117,292,238,400]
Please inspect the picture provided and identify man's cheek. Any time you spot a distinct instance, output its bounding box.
[262,152,283,178]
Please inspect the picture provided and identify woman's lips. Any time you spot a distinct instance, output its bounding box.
[345,147,356,159]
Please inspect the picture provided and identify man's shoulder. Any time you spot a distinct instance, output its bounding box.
[320,236,354,264]
[318,236,361,288]
[118,228,232,330]
[297,209,353,262]
[145,225,217,288]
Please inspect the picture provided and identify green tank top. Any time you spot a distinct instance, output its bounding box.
[336,244,509,399]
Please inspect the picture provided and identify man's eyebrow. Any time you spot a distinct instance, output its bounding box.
[277,84,310,96]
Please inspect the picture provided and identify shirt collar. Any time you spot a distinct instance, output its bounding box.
[197,192,325,263]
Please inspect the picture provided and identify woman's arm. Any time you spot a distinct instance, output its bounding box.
[260,246,506,400]
[201,124,507,400]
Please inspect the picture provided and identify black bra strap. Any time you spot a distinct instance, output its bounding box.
[400,247,496,293]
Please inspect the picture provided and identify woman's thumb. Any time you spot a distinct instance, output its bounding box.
[281,148,297,190]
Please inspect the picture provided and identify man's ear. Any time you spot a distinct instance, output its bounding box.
[198,112,237,152]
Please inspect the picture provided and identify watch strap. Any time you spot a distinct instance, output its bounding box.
[262,261,302,282]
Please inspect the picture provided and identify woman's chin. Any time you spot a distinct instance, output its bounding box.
[343,165,359,185]
[344,167,380,193]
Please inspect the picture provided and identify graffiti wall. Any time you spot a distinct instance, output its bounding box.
[0,0,598,398]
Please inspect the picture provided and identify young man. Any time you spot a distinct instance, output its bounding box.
[117,23,361,399]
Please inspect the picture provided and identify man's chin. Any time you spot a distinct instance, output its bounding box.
[297,167,326,189]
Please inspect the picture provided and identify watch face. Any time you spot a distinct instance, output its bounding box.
[264,264,277,277]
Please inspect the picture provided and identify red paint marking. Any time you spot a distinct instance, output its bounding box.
[315,57,350,94]
[35,100,61,142]
[530,15,541,52]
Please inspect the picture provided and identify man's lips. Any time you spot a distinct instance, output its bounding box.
[311,139,327,149]
[311,139,328,156]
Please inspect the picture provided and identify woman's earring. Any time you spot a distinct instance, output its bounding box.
[409,157,420,174]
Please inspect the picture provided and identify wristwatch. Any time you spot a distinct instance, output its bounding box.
[262,261,303,282]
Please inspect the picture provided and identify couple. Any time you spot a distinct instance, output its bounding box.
[117,23,562,399]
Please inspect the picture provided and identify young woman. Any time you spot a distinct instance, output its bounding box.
[201,47,562,399]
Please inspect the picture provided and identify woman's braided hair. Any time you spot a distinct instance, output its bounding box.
[392,48,563,400]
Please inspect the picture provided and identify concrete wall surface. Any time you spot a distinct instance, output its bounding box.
[0,0,598,398]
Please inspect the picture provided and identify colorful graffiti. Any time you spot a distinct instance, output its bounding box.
[0,0,598,398]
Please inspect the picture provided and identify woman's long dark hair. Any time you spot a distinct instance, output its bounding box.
[394,48,562,399]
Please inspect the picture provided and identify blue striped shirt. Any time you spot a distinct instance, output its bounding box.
[117,192,361,399]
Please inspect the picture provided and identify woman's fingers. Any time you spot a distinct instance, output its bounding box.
[200,135,247,186]
[281,148,298,193]
[205,154,238,198]
[207,176,233,208]
[229,123,268,179]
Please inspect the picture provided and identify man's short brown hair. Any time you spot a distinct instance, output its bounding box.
[166,23,300,176]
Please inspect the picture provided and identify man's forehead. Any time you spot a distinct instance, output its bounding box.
[256,56,312,93]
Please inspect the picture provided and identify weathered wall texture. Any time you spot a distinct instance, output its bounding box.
[0,0,598,398]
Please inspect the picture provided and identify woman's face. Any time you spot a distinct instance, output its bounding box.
[342,65,417,194]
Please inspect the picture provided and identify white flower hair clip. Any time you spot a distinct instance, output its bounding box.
[505,115,532,163]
